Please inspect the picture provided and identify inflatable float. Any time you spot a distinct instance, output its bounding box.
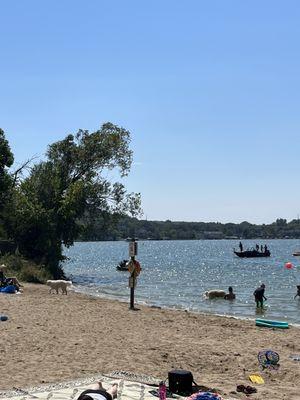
[255,318,289,329]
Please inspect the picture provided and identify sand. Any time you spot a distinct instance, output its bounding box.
[0,284,299,399]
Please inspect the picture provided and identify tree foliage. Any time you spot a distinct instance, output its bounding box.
[2,123,141,277]
[0,129,14,210]
[80,216,300,241]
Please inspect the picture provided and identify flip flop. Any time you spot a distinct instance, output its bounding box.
[237,385,257,394]
[249,374,264,384]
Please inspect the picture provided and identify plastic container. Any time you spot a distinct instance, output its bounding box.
[159,381,167,400]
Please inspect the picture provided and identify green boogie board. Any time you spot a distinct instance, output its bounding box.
[255,318,289,329]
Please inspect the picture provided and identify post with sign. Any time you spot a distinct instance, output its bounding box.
[128,238,140,310]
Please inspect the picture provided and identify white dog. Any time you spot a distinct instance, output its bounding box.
[46,280,72,295]
[205,290,226,299]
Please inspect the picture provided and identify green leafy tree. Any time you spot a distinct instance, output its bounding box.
[0,129,14,237]
[0,129,14,207]
[7,123,141,277]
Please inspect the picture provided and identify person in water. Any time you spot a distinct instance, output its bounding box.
[224,286,236,300]
[253,283,267,308]
[77,382,118,400]
[294,285,300,299]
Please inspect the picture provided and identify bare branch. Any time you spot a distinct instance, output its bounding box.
[12,155,38,185]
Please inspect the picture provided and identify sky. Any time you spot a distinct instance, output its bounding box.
[1,1,300,224]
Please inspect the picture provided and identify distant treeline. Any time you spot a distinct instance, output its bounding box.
[80,216,300,241]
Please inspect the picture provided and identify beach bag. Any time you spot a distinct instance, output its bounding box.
[0,285,16,294]
[168,369,194,395]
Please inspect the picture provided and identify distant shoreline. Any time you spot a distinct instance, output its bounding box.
[78,216,300,241]
[73,237,300,242]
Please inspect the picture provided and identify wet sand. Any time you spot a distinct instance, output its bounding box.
[0,284,299,399]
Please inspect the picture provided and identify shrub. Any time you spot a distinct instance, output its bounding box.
[18,264,50,283]
[0,255,50,283]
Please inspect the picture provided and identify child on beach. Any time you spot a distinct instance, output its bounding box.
[294,285,300,299]
[77,382,118,400]
[224,286,236,300]
[253,283,267,308]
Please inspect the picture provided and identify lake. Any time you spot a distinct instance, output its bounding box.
[63,239,300,324]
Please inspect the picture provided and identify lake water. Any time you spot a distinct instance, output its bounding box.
[63,239,300,324]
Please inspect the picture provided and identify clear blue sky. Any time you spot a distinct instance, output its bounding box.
[1,1,300,224]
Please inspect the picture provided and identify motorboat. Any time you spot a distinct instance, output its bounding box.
[234,249,271,258]
[116,259,128,271]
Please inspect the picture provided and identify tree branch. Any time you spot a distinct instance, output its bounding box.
[12,156,38,185]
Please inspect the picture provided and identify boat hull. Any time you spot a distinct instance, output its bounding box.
[116,260,129,271]
[234,250,270,258]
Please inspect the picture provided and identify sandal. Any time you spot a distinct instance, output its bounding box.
[236,385,257,395]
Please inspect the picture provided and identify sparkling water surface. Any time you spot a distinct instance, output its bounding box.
[63,240,300,324]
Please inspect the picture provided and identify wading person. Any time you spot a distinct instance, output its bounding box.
[253,283,267,308]
[294,285,300,300]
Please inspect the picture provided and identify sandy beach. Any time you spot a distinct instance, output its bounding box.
[0,284,299,399]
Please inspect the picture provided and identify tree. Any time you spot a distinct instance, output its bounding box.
[6,123,141,277]
[0,129,14,208]
[276,218,287,227]
[0,129,14,237]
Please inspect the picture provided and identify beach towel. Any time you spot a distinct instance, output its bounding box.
[187,392,223,400]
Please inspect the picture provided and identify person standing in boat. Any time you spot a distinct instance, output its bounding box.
[256,244,259,252]
[260,245,263,252]
[253,283,267,308]
[239,241,243,252]
[264,244,268,253]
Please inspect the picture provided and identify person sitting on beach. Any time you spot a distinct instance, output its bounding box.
[294,285,300,299]
[77,381,118,400]
[253,283,267,308]
[224,286,236,300]
[0,265,21,291]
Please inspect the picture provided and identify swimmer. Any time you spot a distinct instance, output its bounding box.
[224,286,236,300]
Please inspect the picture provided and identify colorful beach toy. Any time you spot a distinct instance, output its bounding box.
[249,373,264,384]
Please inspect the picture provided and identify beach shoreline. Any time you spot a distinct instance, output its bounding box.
[71,285,300,328]
[1,284,299,399]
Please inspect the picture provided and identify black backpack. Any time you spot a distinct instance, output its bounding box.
[168,369,195,395]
